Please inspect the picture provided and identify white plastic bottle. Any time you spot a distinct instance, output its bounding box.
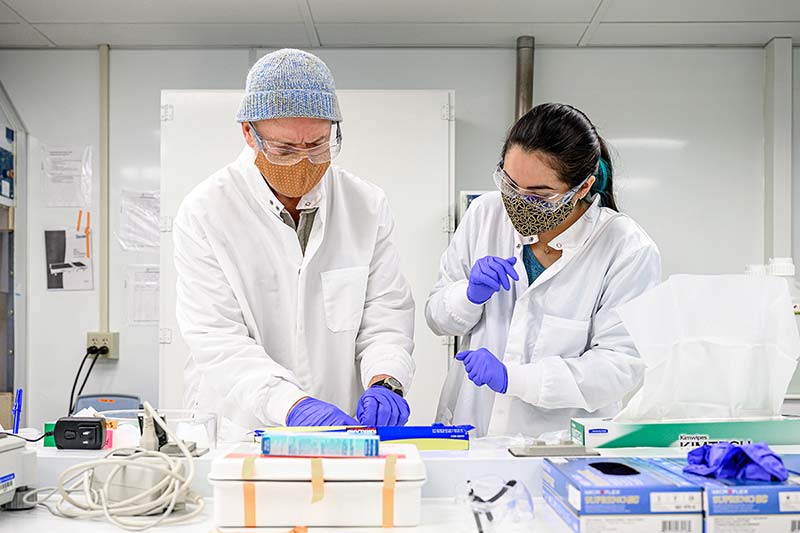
[766,258,800,395]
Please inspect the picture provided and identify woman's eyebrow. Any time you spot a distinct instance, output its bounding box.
[524,184,557,192]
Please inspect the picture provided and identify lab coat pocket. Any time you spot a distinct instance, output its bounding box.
[532,314,591,360]
[321,266,370,332]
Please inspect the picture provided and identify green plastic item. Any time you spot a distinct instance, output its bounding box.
[43,422,55,447]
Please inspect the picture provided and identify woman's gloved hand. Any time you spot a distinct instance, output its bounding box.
[456,348,508,393]
[286,397,358,427]
[356,386,410,427]
[466,256,519,304]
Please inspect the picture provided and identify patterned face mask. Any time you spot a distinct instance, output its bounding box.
[254,150,330,198]
[501,193,577,237]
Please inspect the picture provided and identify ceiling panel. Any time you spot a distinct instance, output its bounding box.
[605,0,800,23]
[309,0,601,23]
[590,22,800,46]
[34,23,311,47]
[317,23,587,47]
[0,2,19,23]
[0,22,51,46]
[3,0,303,23]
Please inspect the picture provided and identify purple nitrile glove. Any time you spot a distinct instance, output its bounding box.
[356,386,410,427]
[684,442,789,482]
[455,348,508,393]
[466,256,519,304]
[286,397,358,427]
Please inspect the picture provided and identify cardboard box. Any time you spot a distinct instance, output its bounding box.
[542,457,703,533]
[571,417,800,449]
[0,392,11,430]
[652,456,800,533]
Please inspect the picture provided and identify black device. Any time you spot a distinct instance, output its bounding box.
[371,376,404,397]
[54,417,106,450]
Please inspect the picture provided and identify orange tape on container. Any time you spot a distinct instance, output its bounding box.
[208,526,308,533]
[241,456,257,527]
[310,458,325,503]
[382,454,398,528]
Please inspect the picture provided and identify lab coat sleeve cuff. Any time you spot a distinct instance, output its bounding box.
[261,381,309,426]
[360,350,415,392]
[444,279,484,326]
[504,362,542,405]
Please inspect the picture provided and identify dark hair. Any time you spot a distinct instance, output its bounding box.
[500,102,618,211]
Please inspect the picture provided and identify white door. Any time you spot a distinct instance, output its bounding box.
[160,89,454,425]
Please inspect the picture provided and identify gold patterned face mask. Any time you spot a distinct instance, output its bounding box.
[254,150,329,198]
[501,193,577,237]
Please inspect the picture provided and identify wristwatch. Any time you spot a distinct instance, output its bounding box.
[371,377,404,398]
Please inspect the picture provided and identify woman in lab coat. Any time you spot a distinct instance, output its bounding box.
[427,103,662,437]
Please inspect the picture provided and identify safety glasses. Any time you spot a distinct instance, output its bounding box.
[456,477,535,533]
[493,160,590,210]
[249,121,342,165]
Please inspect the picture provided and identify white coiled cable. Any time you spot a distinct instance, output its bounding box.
[23,401,205,530]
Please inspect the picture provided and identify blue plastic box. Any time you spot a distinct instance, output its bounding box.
[542,457,703,533]
[652,456,800,533]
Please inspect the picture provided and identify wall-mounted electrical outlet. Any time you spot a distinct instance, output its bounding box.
[86,331,119,360]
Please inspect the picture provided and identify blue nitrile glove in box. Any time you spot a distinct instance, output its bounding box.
[684,442,789,482]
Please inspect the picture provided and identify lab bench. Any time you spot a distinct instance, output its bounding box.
[7,444,800,531]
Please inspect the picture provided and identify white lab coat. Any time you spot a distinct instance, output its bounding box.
[174,146,415,439]
[426,192,661,437]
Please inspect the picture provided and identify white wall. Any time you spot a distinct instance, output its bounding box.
[535,48,766,276]
[0,50,99,427]
[0,46,786,428]
[794,48,800,279]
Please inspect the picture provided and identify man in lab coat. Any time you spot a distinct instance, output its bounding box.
[174,49,415,439]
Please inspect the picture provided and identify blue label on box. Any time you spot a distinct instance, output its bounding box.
[588,429,608,434]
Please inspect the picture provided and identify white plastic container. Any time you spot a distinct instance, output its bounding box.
[209,443,426,528]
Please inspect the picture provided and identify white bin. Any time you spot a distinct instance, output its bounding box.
[209,443,426,528]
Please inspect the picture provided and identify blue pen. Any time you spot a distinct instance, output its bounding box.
[12,388,22,434]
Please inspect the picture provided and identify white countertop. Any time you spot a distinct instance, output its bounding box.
[10,443,800,532]
[0,496,571,532]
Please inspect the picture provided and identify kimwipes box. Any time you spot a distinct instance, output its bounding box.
[209,443,426,528]
[570,416,800,449]
[542,457,703,533]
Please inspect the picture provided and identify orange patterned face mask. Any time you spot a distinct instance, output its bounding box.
[254,150,330,198]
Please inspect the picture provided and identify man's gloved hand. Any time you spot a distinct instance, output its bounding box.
[466,256,519,304]
[456,348,508,393]
[286,397,358,427]
[356,386,410,427]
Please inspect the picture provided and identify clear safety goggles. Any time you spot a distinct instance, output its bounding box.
[455,477,535,533]
[249,121,342,165]
[493,160,591,210]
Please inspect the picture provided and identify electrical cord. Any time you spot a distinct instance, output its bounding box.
[68,346,98,414]
[23,401,205,530]
[76,346,109,399]
[0,431,53,443]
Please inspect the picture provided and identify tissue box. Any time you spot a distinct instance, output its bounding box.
[652,456,800,533]
[571,417,800,449]
[542,457,703,533]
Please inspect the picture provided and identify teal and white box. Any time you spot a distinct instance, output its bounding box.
[652,456,800,533]
[542,457,703,533]
[571,416,800,449]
